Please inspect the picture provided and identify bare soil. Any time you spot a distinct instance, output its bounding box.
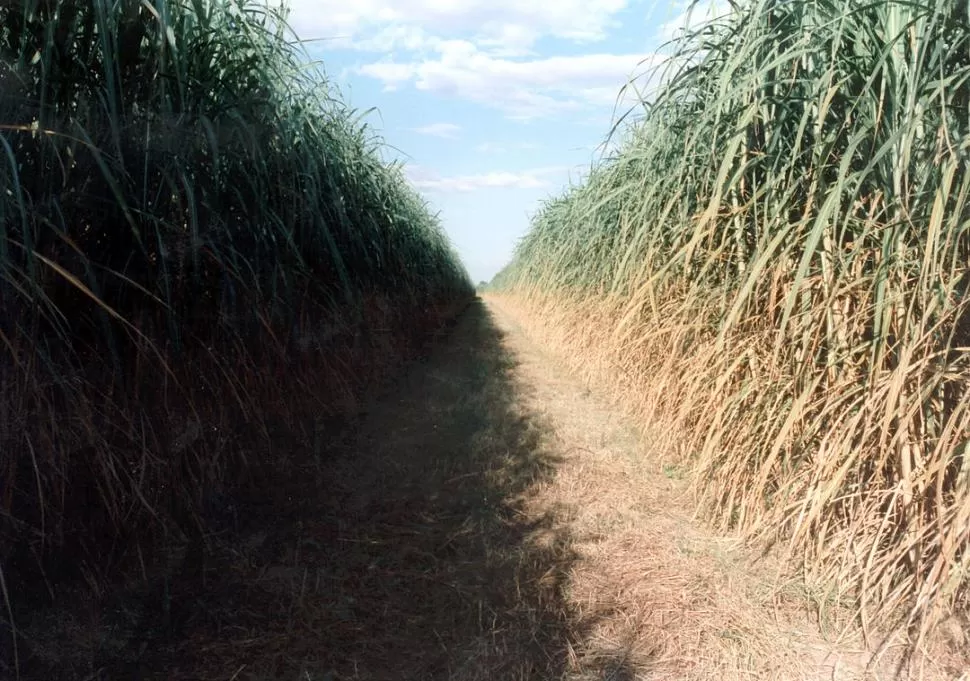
[9,297,967,680]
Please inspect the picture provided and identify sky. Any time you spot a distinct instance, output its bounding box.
[276,0,721,282]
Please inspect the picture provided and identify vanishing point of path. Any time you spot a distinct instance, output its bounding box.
[98,297,950,680]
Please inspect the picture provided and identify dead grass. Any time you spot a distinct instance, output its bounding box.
[13,296,969,679]
[3,299,470,680]
[486,292,970,681]
[9,299,581,679]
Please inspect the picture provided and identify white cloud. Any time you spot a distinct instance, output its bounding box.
[267,0,659,118]
[411,122,462,138]
[279,0,630,53]
[406,164,568,192]
[360,44,661,119]
[422,172,547,192]
[658,0,735,41]
[475,23,540,57]
[475,141,541,153]
[346,24,435,52]
[360,62,415,89]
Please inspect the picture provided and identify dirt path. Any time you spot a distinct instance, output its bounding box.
[121,296,576,680]
[35,297,961,679]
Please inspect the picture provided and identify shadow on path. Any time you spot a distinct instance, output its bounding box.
[116,298,603,679]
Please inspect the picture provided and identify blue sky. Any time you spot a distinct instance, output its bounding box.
[277,0,720,282]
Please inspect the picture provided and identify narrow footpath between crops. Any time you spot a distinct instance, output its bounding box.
[82,297,959,680]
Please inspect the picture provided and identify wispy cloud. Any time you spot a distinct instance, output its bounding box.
[658,0,734,40]
[359,44,660,119]
[275,0,659,119]
[406,165,569,192]
[411,122,462,138]
[280,0,630,53]
[475,141,541,154]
